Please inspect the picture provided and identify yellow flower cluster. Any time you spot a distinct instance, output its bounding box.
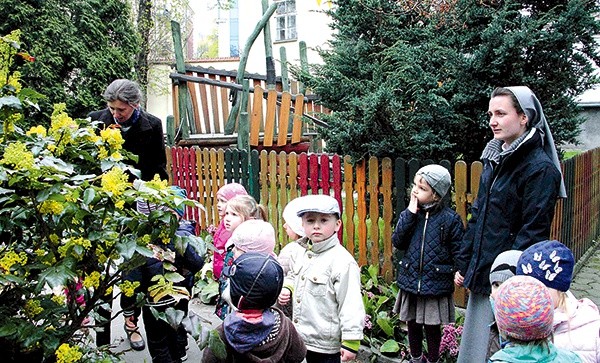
[159,229,171,244]
[146,175,169,190]
[26,125,47,137]
[55,343,83,363]
[57,237,92,259]
[0,30,21,90]
[49,103,78,155]
[0,249,27,273]
[51,294,66,306]
[100,127,124,150]
[24,299,43,318]
[139,234,151,245]
[38,200,64,215]
[119,280,141,297]
[1,141,35,171]
[82,271,101,289]
[101,167,129,197]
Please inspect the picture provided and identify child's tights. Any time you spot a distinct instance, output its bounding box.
[407,320,441,362]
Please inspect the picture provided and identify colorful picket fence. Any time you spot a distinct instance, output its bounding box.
[166,146,600,305]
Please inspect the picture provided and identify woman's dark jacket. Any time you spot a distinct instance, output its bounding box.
[87,108,168,181]
[392,205,464,296]
[123,220,204,308]
[455,132,561,295]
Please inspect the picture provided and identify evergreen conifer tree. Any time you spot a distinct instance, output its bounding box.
[304,0,600,161]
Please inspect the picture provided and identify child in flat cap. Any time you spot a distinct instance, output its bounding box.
[277,194,365,362]
[490,275,581,363]
[392,164,464,363]
[517,240,600,363]
[201,252,306,363]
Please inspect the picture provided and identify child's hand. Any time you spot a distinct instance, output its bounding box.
[278,288,291,306]
[454,271,464,287]
[340,348,357,361]
[408,192,419,214]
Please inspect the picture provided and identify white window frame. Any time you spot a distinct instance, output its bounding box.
[274,0,297,41]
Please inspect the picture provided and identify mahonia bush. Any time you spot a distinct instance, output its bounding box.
[0,31,208,361]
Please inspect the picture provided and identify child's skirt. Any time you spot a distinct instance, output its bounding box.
[393,289,455,325]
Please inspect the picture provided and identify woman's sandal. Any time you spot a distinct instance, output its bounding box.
[124,321,146,351]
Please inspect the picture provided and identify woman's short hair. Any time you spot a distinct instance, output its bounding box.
[103,79,143,105]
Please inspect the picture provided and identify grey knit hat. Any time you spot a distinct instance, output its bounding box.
[490,250,523,285]
[416,164,451,198]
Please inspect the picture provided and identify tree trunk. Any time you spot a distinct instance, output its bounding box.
[136,0,152,107]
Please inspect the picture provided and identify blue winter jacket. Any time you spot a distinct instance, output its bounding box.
[392,204,464,296]
[456,131,561,294]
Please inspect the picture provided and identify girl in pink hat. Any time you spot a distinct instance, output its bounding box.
[212,183,247,280]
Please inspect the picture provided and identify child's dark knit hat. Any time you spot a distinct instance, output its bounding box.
[489,250,523,285]
[416,164,451,198]
[229,252,284,310]
[494,275,553,342]
[516,240,574,292]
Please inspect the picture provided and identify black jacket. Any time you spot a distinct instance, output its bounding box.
[456,132,561,294]
[87,108,168,181]
[392,205,464,296]
[123,220,205,308]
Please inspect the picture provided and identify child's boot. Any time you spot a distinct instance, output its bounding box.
[409,354,425,363]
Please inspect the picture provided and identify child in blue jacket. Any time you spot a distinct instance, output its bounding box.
[392,164,464,363]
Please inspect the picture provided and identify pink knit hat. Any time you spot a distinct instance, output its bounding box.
[494,275,554,342]
[228,220,276,256]
[216,182,247,201]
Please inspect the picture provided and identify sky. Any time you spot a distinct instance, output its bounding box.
[190,0,219,39]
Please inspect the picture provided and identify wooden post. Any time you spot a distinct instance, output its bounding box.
[171,20,190,138]
[166,115,175,146]
[280,46,290,92]
[262,0,276,90]
[237,79,250,151]
[299,41,308,94]
[225,3,277,135]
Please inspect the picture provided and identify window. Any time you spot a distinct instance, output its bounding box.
[275,0,297,41]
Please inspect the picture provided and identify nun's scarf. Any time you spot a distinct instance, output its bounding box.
[505,86,567,198]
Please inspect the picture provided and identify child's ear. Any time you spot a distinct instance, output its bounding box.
[334,218,342,232]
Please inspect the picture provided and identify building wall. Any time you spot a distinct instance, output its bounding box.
[572,107,600,150]
[220,0,332,73]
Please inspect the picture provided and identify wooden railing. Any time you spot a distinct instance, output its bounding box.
[170,66,325,151]
[167,147,600,305]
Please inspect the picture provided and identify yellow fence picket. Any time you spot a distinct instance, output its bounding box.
[381,158,394,281]
[368,157,380,268]
[343,156,356,257]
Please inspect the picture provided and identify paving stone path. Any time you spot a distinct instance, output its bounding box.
[570,243,600,307]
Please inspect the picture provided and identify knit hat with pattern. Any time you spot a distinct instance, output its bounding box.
[494,275,553,341]
[516,240,574,292]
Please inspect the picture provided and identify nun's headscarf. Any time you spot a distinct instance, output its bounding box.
[506,86,567,198]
